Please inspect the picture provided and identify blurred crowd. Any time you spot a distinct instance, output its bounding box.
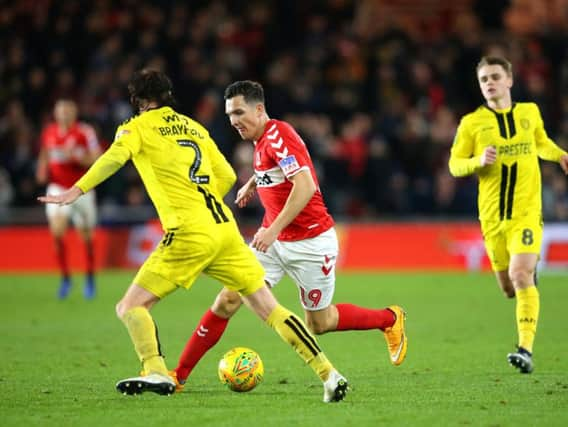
[1,0,568,223]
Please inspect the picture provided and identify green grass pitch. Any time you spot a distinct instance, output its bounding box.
[1,271,567,426]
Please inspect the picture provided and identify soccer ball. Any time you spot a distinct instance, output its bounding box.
[218,347,264,392]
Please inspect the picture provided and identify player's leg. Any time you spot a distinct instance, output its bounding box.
[76,224,95,299]
[506,220,541,373]
[482,223,514,296]
[210,230,348,402]
[174,287,243,385]
[116,230,199,395]
[304,304,406,366]
[46,204,72,298]
[503,219,541,373]
[71,190,97,299]
[481,220,530,370]
[305,304,397,335]
[483,222,517,299]
[231,240,338,379]
[507,253,539,373]
[242,286,348,402]
[281,228,407,365]
[495,270,515,298]
[175,239,286,387]
[115,283,176,395]
[115,283,165,373]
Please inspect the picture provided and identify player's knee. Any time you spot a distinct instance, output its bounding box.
[307,323,326,335]
[77,228,92,241]
[212,290,242,319]
[503,288,516,298]
[115,301,125,319]
[305,318,329,335]
[52,230,66,240]
[50,219,68,238]
[115,299,132,319]
[306,306,336,335]
[509,268,533,287]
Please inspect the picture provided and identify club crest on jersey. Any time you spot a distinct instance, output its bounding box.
[520,118,530,130]
[278,155,300,175]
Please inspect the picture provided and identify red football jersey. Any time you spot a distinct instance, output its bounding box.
[254,119,334,241]
[40,122,100,188]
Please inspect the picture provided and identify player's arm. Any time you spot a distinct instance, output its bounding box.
[270,169,315,232]
[252,169,315,252]
[449,119,490,176]
[36,146,49,185]
[74,142,130,192]
[533,106,568,174]
[235,175,257,208]
[38,124,140,205]
[74,124,102,168]
[208,138,237,197]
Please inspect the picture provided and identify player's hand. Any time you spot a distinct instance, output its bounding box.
[251,227,277,253]
[235,180,256,208]
[37,185,83,205]
[559,154,568,175]
[480,146,497,166]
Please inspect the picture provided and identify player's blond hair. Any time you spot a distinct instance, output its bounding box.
[476,56,513,76]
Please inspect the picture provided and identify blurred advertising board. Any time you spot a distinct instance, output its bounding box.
[0,222,566,272]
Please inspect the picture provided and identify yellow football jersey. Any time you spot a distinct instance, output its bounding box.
[449,102,566,221]
[76,106,237,230]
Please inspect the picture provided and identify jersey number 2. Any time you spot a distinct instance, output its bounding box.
[177,139,229,224]
[177,139,210,184]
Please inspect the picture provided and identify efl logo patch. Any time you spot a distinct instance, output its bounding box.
[278,155,300,175]
[115,129,130,141]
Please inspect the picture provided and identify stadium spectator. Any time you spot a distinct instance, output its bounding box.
[0,100,37,206]
[36,99,101,299]
[173,80,407,389]
[38,69,349,403]
[0,167,14,208]
[0,1,567,222]
[449,56,568,374]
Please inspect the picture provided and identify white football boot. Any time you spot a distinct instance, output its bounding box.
[322,370,349,403]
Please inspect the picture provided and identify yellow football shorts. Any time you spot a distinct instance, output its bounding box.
[133,224,265,299]
[480,215,543,271]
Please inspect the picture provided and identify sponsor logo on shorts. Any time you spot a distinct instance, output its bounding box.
[321,254,334,276]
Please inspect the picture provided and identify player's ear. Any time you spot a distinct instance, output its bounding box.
[256,103,265,115]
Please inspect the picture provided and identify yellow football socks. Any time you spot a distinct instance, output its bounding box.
[121,307,169,376]
[516,286,540,353]
[266,304,333,381]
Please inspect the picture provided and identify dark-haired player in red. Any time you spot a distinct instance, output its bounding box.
[173,81,408,398]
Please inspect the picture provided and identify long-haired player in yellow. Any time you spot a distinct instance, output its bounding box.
[38,69,348,402]
[449,56,568,373]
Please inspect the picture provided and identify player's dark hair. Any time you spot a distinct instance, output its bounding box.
[477,56,513,76]
[224,80,265,104]
[128,69,176,110]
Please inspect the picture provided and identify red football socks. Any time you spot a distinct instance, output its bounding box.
[175,309,229,382]
[85,238,94,276]
[55,238,69,278]
[335,303,395,331]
